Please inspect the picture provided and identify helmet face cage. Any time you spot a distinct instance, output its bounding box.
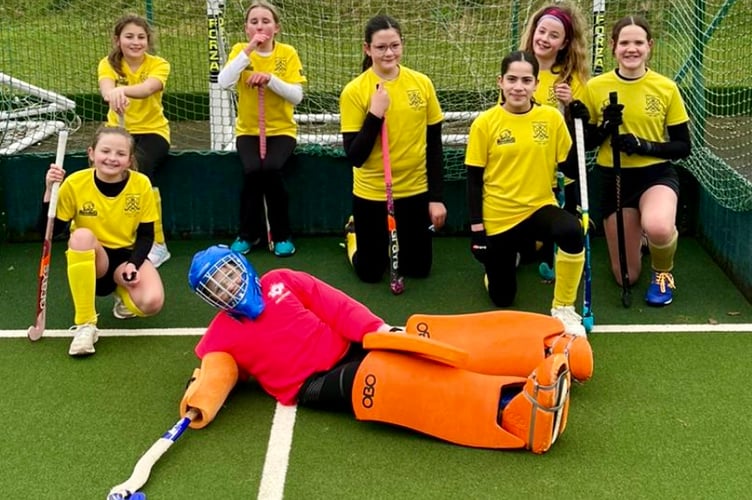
[195,253,249,311]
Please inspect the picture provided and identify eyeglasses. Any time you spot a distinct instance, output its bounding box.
[370,42,402,55]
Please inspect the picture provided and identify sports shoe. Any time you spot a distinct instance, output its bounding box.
[148,242,171,268]
[68,323,99,357]
[274,239,296,257]
[112,295,137,319]
[645,271,675,306]
[230,237,252,255]
[551,306,586,337]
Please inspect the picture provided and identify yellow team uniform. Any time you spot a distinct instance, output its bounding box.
[97,54,170,143]
[533,69,586,108]
[340,66,444,201]
[56,169,158,249]
[585,69,690,169]
[465,104,572,236]
[227,42,306,138]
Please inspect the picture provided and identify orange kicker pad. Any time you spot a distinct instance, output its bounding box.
[352,350,571,453]
[406,311,593,382]
[180,352,239,429]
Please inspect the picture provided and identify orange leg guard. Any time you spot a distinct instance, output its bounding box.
[405,311,593,382]
[352,350,570,453]
[180,352,239,429]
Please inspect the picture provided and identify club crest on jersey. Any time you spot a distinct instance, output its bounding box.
[78,201,98,217]
[407,89,425,110]
[645,94,663,116]
[532,121,549,144]
[124,194,141,215]
[496,129,515,146]
[275,58,286,74]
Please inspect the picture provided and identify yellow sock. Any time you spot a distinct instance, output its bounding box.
[552,249,585,308]
[115,286,146,317]
[66,249,97,325]
[648,229,678,272]
[153,187,165,245]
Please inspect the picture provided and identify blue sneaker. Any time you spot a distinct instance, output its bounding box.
[230,237,252,255]
[274,239,296,257]
[645,271,675,306]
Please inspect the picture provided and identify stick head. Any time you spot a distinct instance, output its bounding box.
[27,318,45,341]
[390,278,405,295]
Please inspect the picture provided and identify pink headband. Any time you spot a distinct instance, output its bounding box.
[538,7,573,41]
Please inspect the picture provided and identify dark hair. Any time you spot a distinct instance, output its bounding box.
[610,15,653,54]
[90,126,138,171]
[500,50,539,78]
[499,51,539,105]
[107,15,154,79]
[362,15,402,72]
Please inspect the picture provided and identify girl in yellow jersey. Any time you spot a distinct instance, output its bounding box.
[584,16,691,306]
[518,2,590,270]
[98,14,172,268]
[466,51,585,336]
[340,15,446,283]
[219,0,306,257]
[41,127,165,357]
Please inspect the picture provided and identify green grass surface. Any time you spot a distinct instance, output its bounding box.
[1,236,751,498]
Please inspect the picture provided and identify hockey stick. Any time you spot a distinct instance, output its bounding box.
[258,85,274,252]
[574,118,594,332]
[27,130,68,341]
[107,408,200,500]
[609,91,631,307]
[381,118,404,295]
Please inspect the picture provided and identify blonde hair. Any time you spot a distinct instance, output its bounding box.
[245,0,281,25]
[518,1,590,85]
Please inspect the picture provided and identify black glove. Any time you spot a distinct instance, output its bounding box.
[470,229,488,264]
[569,100,590,123]
[619,133,655,156]
[602,102,624,131]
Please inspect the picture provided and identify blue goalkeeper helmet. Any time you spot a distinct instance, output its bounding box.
[188,245,265,319]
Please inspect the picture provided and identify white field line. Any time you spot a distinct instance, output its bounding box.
[257,403,297,500]
[2,324,752,339]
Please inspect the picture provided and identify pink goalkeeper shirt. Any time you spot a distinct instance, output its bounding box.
[195,269,385,405]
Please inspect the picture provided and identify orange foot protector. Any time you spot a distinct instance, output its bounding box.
[352,345,570,453]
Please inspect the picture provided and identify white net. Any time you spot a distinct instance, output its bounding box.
[1,0,750,209]
[0,73,81,155]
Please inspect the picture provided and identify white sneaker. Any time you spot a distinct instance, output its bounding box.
[551,306,587,337]
[148,242,171,268]
[68,323,99,356]
[113,295,137,319]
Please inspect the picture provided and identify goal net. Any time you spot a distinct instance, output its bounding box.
[0,73,81,155]
[1,0,750,210]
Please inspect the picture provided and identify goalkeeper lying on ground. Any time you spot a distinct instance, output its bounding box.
[180,245,593,453]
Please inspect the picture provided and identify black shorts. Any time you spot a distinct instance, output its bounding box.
[598,162,680,217]
[95,247,132,296]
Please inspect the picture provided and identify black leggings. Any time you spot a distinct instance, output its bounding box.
[485,205,583,307]
[351,192,433,283]
[133,133,170,181]
[236,135,296,243]
[296,343,368,413]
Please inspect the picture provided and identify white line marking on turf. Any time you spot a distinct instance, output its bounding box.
[591,324,752,333]
[0,328,204,338]
[2,324,752,339]
[258,403,297,500]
